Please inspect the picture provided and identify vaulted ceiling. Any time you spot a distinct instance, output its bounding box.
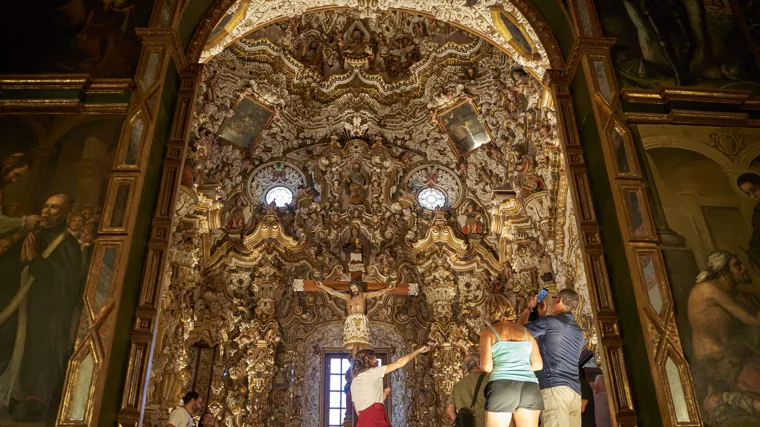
[193,8,558,210]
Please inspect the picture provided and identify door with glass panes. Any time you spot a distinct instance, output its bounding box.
[322,350,389,427]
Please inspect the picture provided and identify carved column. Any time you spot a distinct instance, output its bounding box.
[240,261,283,427]
[423,266,467,426]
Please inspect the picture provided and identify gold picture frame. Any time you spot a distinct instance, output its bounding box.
[217,93,276,153]
[490,7,538,59]
[435,99,493,158]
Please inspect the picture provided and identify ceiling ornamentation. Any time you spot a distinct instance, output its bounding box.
[191,10,558,211]
[247,161,306,205]
[199,1,550,79]
[181,8,588,320]
[406,164,463,208]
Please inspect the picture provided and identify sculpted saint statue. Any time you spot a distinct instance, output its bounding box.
[344,163,369,205]
[316,279,396,354]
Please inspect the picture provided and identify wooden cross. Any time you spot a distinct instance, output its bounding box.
[293,274,418,295]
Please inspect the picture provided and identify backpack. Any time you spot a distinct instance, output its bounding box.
[453,374,486,427]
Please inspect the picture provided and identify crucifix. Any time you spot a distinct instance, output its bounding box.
[293,271,417,354]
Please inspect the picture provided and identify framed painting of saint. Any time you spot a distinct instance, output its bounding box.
[218,95,275,152]
[436,100,493,158]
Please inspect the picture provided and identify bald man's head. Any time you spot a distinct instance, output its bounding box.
[41,194,73,227]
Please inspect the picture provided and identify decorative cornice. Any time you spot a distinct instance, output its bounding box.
[135,28,188,71]
[409,214,468,254]
[624,109,755,127]
[621,86,760,107]
[0,75,133,94]
[543,68,568,87]
[0,99,129,114]
[563,36,616,83]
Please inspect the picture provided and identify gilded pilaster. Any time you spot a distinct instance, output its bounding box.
[241,261,283,426]
[424,267,467,426]
[546,69,638,427]
[115,54,201,427]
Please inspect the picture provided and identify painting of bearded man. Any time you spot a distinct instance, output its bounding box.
[688,250,760,426]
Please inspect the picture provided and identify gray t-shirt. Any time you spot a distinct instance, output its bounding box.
[525,312,584,395]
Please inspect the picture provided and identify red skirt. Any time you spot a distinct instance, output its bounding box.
[357,403,391,427]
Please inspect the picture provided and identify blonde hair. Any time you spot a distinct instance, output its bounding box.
[486,294,515,324]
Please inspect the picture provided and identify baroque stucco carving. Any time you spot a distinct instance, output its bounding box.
[199,0,551,79]
[145,7,595,426]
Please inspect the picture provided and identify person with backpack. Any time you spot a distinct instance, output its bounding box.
[446,353,489,427]
[480,294,544,427]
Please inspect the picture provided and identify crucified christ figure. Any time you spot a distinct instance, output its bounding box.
[316,278,396,354]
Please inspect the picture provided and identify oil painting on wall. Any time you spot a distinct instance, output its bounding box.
[595,0,760,92]
[490,8,535,59]
[0,114,123,425]
[437,100,492,157]
[0,0,153,77]
[217,96,275,151]
[641,124,760,426]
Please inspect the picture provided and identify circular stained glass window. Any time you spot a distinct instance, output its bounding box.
[417,187,447,210]
[265,186,294,207]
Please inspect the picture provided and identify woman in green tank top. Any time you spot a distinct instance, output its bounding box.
[479,294,544,427]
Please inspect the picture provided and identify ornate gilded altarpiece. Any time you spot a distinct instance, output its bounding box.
[142,7,600,427]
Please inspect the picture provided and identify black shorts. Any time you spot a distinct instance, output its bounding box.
[484,379,545,413]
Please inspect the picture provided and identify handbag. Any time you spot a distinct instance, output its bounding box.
[453,374,486,427]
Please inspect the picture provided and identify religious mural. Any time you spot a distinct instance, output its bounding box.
[490,7,536,59]
[0,114,122,424]
[0,0,152,77]
[456,199,488,236]
[595,0,760,91]
[641,124,760,426]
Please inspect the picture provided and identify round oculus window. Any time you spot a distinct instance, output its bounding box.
[265,186,294,207]
[417,187,446,209]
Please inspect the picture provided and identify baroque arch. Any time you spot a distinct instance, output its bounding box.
[187,0,566,74]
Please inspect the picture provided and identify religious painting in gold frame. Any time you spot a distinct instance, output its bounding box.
[436,99,493,158]
[217,94,275,152]
[489,7,537,60]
